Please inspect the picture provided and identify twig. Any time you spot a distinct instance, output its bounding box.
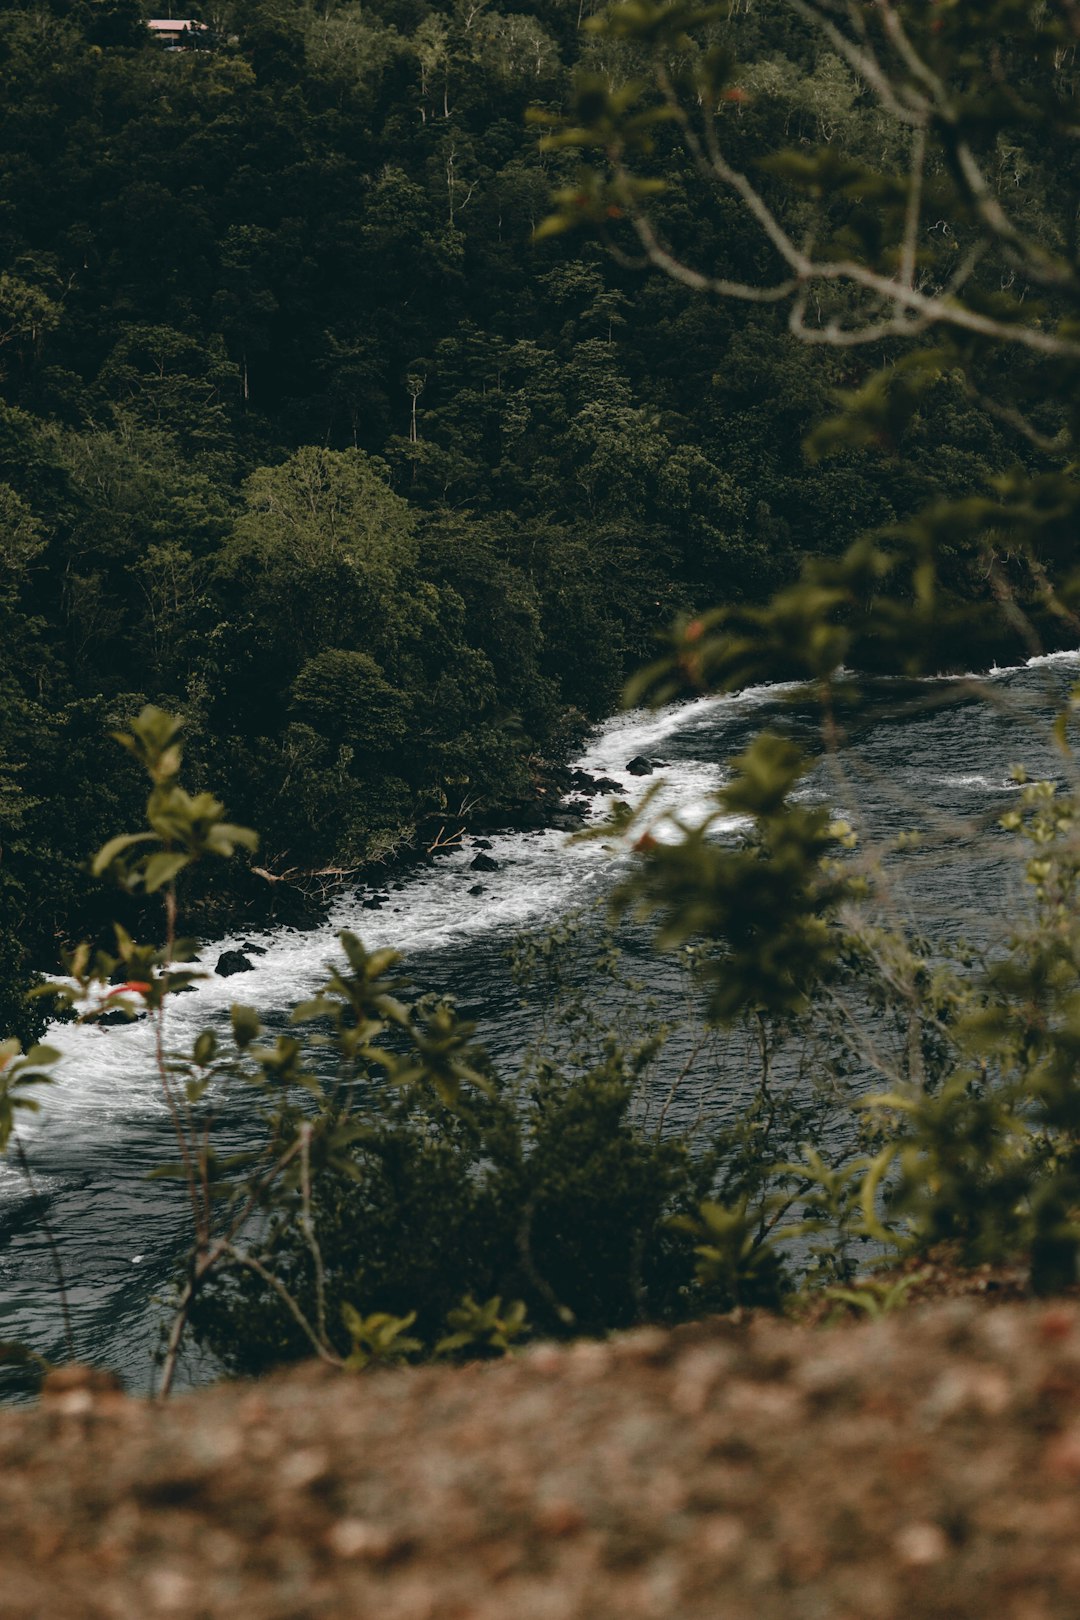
[298,1123,328,1346]
[223,1246,344,1366]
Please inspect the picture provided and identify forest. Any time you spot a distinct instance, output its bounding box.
[0,0,1051,1041]
[6,0,1080,1392]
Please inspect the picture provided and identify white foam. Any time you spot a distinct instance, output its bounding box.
[32,693,758,1141]
[580,684,801,778]
[932,773,1023,793]
[906,647,1080,684]
[1022,649,1080,671]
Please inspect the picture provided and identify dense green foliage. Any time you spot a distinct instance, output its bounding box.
[10,0,1080,1391]
[0,0,1043,1043]
[4,710,814,1391]
[534,0,1080,1293]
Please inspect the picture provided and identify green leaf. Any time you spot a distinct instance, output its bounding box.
[145,1162,192,1180]
[207,822,259,855]
[193,1030,217,1067]
[142,851,191,893]
[24,1045,60,1068]
[858,1146,899,1244]
[231,1005,261,1048]
[1053,706,1071,756]
[291,998,337,1024]
[532,212,577,241]
[91,831,154,877]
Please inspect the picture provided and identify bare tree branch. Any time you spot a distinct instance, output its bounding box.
[605,5,1080,360]
[792,0,1079,294]
[900,126,925,290]
[783,0,928,124]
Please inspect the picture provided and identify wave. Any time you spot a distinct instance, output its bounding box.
[931,773,1024,793]
[34,693,745,1136]
[1020,649,1080,671]
[30,657,1067,1136]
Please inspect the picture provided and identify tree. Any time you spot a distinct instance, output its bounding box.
[537,0,1080,662]
[534,0,1080,1284]
[84,0,145,50]
[540,3,1080,353]
[218,445,418,658]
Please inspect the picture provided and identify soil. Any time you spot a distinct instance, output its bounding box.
[5,1291,1080,1619]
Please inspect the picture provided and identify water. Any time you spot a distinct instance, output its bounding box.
[2,652,1078,1393]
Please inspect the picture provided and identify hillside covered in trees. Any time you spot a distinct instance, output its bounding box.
[0,0,1044,1039]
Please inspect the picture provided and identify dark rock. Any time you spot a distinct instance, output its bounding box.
[240,942,268,956]
[362,897,385,910]
[470,852,500,872]
[96,1009,145,1027]
[472,838,493,850]
[468,884,485,896]
[392,882,406,891]
[553,800,586,829]
[283,910,323,932]
[569,769,619,796]
[626,756,655,776]
[215,950,254,977]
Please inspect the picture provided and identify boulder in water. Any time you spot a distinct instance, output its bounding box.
[626,756,655,776]
[240,941,268,956]
[470,852,500,872]
[215,950,254,977]
[568,769,622,796]
[290,912,323,932]
[468,883,485,896]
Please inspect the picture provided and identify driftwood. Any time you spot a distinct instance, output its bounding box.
[426,825,465,855]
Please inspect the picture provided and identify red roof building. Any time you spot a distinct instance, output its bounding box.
[146,19,207,47]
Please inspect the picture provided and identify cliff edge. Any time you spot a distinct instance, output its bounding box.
[4,1300,1080,1619]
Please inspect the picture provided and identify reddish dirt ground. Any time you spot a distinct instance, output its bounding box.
[5,1294,1080,1619]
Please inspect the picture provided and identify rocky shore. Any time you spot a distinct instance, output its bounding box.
[6,1298,1080,1619]
[172,751,626,949]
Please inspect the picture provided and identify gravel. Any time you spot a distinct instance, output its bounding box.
[4,1301,1080,1618]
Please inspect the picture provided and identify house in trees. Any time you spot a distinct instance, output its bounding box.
[146,18,207,48]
